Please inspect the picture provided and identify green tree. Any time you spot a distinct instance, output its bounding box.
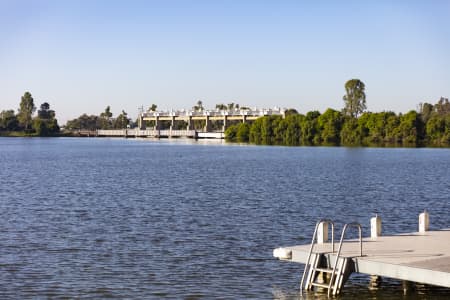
[17,91,36,131]
[425,114,450,146]
[236,123,250,142]
[418,102,434,124]
[32,102,59,136]
[249,117,263,144]
[172,120,188,130]
[271,114,304,146]
[100,106,113,119]
[434,97,450,115]
[149,104,158,111]
[0,110,19,131]
[33,118,59,136]
[279,114,303,146]
[317,108,343,145]
[249,116,281,145]
[420,97,450,146]
[216,103,227,110]
[340,117,361,146]
[284,108,299,117]
[444,115,450,146]
[343,79,366,118]
[225,124,239,141]
[113,110,130,129]
[65,117,82,130]
[395,111,420,146]
[37,102,56,119]
[264,116,281,145]
[358,111,396,146]
[274,118,288,144]
[300,111,320,145]
[66,114,100,131]
[99,106,113,129]
[193,100,204,112]
[356,112,371,145]
[384,113,401,145]
[227,103,240,111]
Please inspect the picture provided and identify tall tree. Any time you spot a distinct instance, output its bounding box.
[343,79,366,118]
[100,106,113,119]
[114,110,130,129]
[193,100,204,112]
[418,102,434,124]
[434,97,450,115]
[17,92,36,130]
[99,106,113,129]
[33,102,59,136]
[37,102,55,119]
[149,104,157,111]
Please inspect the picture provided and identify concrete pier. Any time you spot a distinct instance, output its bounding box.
[274,229,450,289]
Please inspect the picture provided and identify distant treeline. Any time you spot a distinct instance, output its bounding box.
[65,106,133,131]
[225,98,450,147]
[3,84,450,146]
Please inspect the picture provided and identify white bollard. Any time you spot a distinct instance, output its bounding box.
[273,247,292,259]
[419,211,429,233]
[370,214,382,238]
[317,221,328,244]
[369,215,383,286]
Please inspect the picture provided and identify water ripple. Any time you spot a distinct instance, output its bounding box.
[0,138,449,298]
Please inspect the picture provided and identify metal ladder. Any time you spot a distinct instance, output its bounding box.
[301,221,363,297]
[300,219,335,291]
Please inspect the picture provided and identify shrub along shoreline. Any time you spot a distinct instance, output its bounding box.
[225,104,450,148]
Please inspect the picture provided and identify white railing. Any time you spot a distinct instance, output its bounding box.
[97,129,197,137]
[97,129,128,136]
[141,107,285,118]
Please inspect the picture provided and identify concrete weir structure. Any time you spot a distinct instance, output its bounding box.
[273,215,450,295]
[94,108,285,139]
[137,107,285,132]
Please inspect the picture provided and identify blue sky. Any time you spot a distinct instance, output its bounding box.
[1,0,449,123]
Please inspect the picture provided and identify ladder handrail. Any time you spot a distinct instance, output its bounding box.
[300,219,335,290]
[327,222,363,297]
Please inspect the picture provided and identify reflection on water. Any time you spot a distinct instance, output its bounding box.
[0,138,449,298]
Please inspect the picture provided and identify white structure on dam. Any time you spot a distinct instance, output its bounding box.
[137,107,286,132]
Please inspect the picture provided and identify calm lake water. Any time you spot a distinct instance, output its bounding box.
[0,137,449,299]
